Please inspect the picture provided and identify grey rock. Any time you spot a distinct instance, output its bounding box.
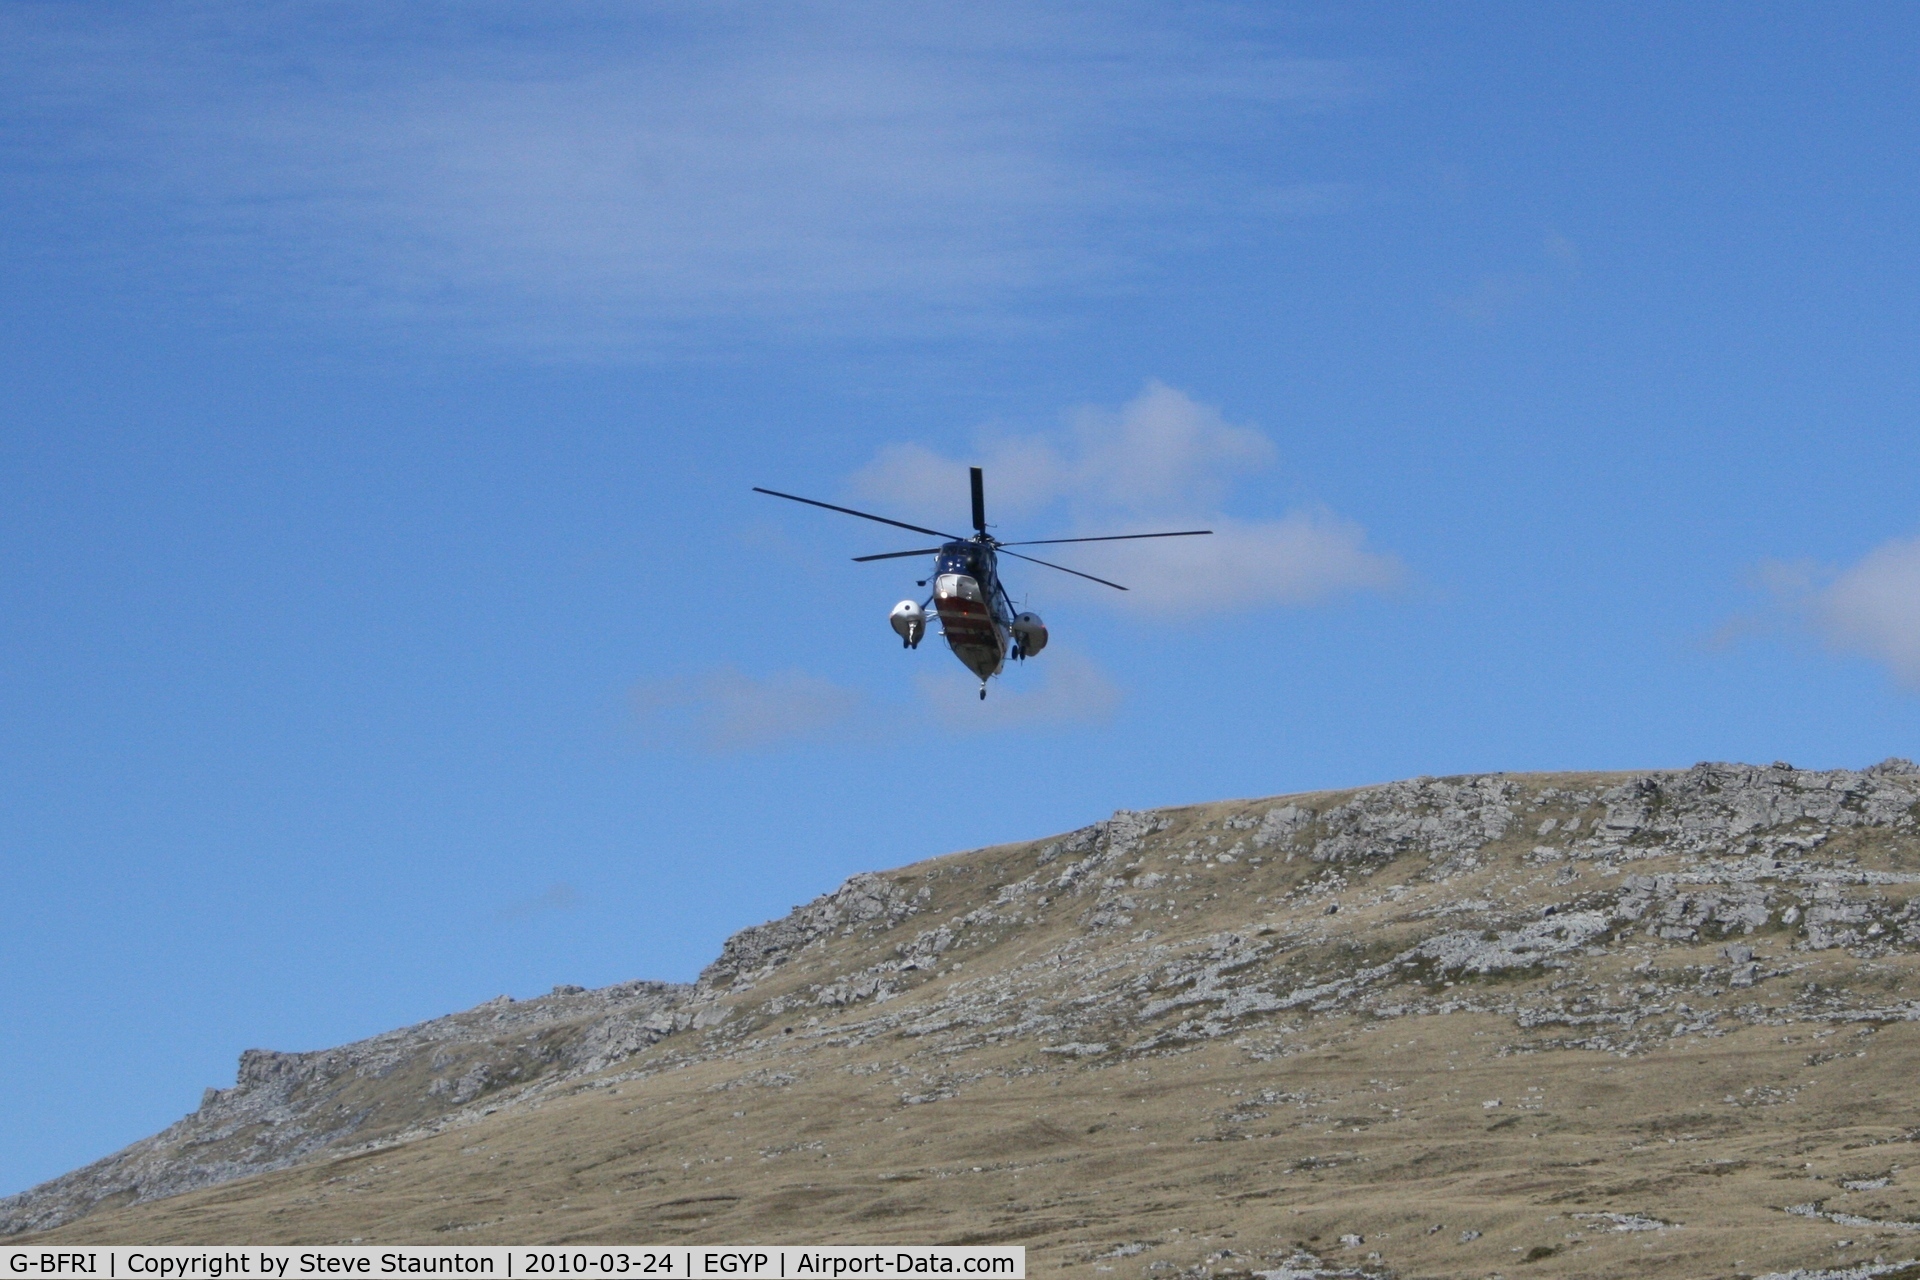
[697,872,929,995]
[1293,776,1520,867]
[1407,910,1612,976]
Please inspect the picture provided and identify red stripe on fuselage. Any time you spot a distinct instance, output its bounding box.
[935,592,1004,677]
[936,598,997,639]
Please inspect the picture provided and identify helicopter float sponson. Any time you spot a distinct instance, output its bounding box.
[754,467,1210,699]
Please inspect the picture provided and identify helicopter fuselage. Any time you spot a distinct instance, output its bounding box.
[931,539,1010,681]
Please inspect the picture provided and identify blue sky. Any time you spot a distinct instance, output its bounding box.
[4,2,1920,1196]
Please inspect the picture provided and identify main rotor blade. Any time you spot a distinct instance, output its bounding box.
[998,529,1213,547]
[851,547,944,562]
[753,487,959,541]
[970,466,986,535]
[998,548,1128,591]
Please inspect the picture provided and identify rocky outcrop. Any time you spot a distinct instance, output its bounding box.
[1245,773,1521,867]
[661,759,1920,1068]
[0,981,685,1237]
[697,872,931,996]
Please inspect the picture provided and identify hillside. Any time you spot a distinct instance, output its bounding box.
[12,762,1920,1279]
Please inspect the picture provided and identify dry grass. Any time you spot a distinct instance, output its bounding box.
[41,1016,1920,1278]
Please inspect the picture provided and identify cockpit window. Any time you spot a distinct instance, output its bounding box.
[938,544,978,576]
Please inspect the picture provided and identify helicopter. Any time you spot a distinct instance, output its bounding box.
[754,467,1211,698]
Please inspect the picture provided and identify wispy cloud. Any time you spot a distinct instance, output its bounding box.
[496,882,579,922]
[846,381,1401,611]
[634,665,866,751]
[1753,537,1920,690]
[632,649,1121,747]
[916,647,1120,730]
[1443,231,1583,322]
[0,3,1368,353]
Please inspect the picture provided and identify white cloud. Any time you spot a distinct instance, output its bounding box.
[1785,536,1920,689]
[634,665,865,751]
[1084,509,1402,609]
[846,381,1401,611]
[0,3,1367,352]
[915,648,1120,731]
[851,380,1275,524]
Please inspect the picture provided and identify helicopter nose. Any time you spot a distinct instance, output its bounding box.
[935,573,982,602]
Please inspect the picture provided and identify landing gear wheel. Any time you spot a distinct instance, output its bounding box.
[978,685,987,700]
